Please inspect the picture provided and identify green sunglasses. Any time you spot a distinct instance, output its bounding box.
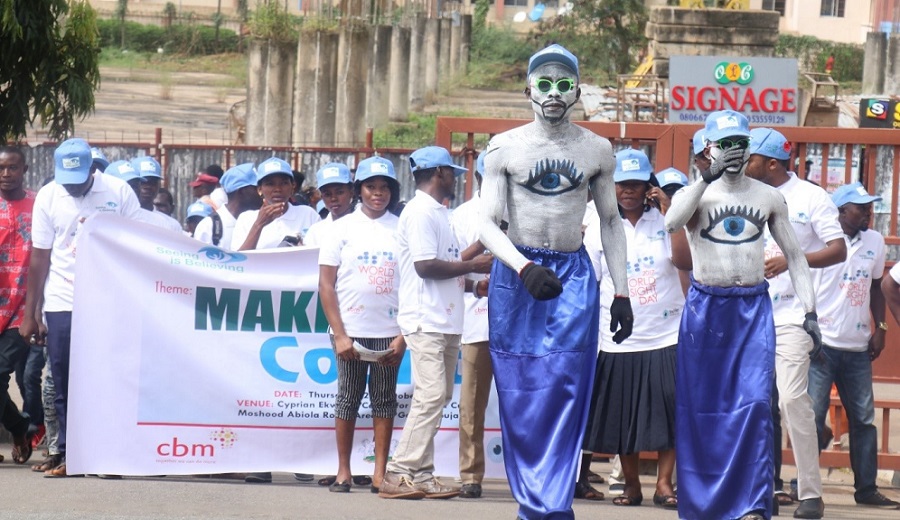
[714,138,750,150]
[532,78,576,94]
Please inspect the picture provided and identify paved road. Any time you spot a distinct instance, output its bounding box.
[2,449,898,520]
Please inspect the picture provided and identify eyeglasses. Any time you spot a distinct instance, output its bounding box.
[532,78,576,94]
[714,138,750,150]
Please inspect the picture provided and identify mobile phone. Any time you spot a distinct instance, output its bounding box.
[281,235,300,246]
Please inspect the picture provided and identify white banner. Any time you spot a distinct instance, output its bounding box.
[67,214,505,477]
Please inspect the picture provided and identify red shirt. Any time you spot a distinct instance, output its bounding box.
[0,191,35,331]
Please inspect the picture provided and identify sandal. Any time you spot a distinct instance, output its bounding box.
[318,475,336,486]
[352,475,372,486]
[329,479,351,493]
[32,454,61,472]
[612,494,643,506]
[653,493,678,509]
[586,470,605,484]
[574,481,605,501]
[12,432,33,464]
[775,490,795,506]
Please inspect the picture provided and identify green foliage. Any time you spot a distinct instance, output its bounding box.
[775,34,863,83]
[531,0,647,77]
[97,19,239,54]
[473,0,489,33]
[471,24,535,66]
[248,0,298,43]
[0,0,101,142]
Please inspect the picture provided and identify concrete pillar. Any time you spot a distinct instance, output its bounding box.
[389,25,411,122]
[439,17,451,80]
[459,14,472,77]
[246,39,296,146]
[886,34,900,98]
[449,17,460,77]
[366,25,393,130]
[408,14,426,111]
[863,31,888,95]
[293,29,339,147]
[335,25,370,147]
[424,17,441,99]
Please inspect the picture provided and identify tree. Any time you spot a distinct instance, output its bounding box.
[535,0,648,78]
[116,0,127,48]
[0,1,101,142]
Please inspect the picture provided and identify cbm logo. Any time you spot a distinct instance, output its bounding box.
[866,100,888,120]
[157,437,215,457]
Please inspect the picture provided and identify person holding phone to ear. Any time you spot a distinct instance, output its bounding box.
[232,157,320,251]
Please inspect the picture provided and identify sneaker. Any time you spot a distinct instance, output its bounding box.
[460,483,482,499]
[293,473,314,482]
[378,472,426,500]
[30,424,46,449]
[856,491,900,509]
[415,477,460,499]
[793,497,824,519]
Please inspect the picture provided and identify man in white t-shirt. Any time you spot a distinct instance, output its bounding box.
[193,163,261,248]
[450,151,494,500]
[304,162,354,247]
[814,183,900,510]
[379,146,492,500]
[745,128,846,520]
[131,156,183,233]
[20,138,142,477]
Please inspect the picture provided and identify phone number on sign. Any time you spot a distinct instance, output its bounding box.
[677,113,786,124]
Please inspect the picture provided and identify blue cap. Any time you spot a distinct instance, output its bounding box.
[528,44,579,78]
[186,201,213,219]
[355,157,396,183]
[54,138,93,185]
[316,200,326,213]
[220,163,257,194]
[832,182,882,208]
[656,167,688,188]
[475,150,486,175]
[257,157,294,183]
[613,149,653,183]
[692,129,706,155]
[703,110,751,143]
[104,159,141,183]
[748,128,792,160]
[409,146,468,176]
[131,156,162,179]
[315,162,353,188]
[90,147,110,172]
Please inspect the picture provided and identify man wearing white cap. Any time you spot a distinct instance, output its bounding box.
[665,110,820,520]
[131,156,183,233]
[478,44,633,519]
[816,183,900,510]
[193,163,261,248]
[20,138,141,477]
[745,127,846,519]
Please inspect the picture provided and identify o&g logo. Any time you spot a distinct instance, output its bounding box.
[714,62,753,85]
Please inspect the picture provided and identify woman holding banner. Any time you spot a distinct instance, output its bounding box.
[318,156,406,494]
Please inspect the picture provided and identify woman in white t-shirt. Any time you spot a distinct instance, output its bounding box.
[582,149,691,508]
[232,157,320,250]
[318,156,405,493]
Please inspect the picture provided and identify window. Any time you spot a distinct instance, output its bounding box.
[820,0,845,17]
[762,0,786,16]
[504,0,528,6]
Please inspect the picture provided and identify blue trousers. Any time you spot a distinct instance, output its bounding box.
[45,311,72,456]
[489,246,598,520]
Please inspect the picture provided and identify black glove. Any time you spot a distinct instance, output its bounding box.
[520,263,562,301]
[803,312,823,360]
[702,146,746,184]
[610,296,634,344]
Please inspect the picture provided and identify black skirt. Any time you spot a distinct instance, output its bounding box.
[583,345,676,454]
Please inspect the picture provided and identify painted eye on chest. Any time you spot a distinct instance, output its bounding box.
[523,158,584,196]
[700,205,765,245]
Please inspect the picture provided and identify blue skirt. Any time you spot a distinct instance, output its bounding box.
[489,245,598,520]
[676,278,775,520]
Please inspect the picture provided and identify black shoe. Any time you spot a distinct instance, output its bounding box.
[245,472,272,483]
[793,497,824,519]
[293,473,314,482]
[460,483,482,499]
[856,491,900,509]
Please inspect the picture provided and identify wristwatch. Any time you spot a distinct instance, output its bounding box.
[878,322,889,331]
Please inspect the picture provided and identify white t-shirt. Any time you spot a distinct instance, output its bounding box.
[396,190,465,335]
[231,204,320,250]
[318,210,400,338]
[764,173,843,326]
[451,193,489,344]
[303,213,334,248]
[137,208,183,233]
[193,207,238,248]
[210,187,228,209]
[818,230,886,351]
[31,174,142,312]
[585,208,684,352]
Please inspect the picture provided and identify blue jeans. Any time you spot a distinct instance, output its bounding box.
[15,342,46,428]
[45,311,72,456]
[808,346,878,501]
